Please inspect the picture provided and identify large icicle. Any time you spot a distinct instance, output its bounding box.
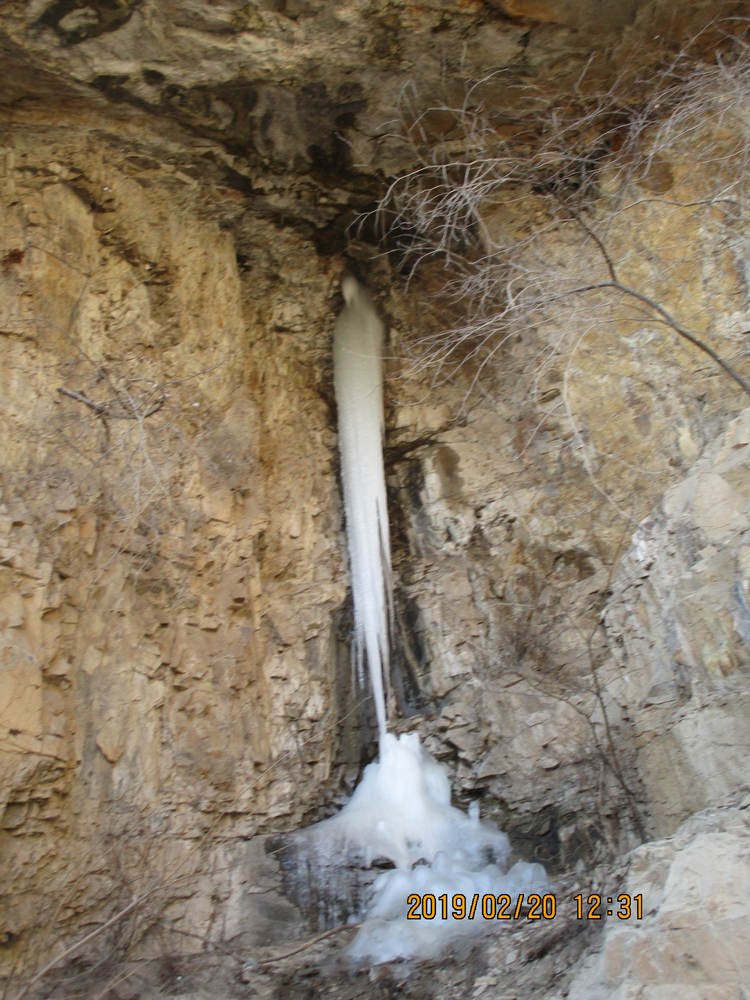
[334,276,392,740]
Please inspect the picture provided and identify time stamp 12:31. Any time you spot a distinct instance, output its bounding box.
[405,893,644,921]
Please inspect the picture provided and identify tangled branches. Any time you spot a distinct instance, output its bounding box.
[375,39,750,406]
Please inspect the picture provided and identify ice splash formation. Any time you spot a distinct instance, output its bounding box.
[287,278,548,963]
[334,275,392,738]
[292,733,549,963]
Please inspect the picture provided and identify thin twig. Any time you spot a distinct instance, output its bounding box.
[57,385,167,419]
[558,279,750,398]
[11,894,149,1000]
[57,386,106,414]
[376,39,750,400]
[258,924,362,967]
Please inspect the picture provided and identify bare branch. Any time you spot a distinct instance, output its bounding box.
[257,924,362,967]
[57,386,106,414]
[544,278,750,397]
[11,893,149,1000]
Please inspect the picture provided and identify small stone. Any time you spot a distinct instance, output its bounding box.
[539,755,560,770]
[44,656,71,678]
[240,959,259,982]
[96,721,125,764]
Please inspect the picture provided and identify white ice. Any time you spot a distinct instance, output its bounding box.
[328,280,547,963]
[299,732,549,964]
[334,276,392,739]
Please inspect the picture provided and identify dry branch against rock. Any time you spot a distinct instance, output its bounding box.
[57,386,106,414]
[375,41,750,409]
[57,384,166,420]
[256,923,362,968]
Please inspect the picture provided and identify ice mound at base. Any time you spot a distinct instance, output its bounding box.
[301,732,549,964]
[351,848,548,964]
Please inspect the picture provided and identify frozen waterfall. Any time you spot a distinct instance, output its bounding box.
[334,275,392,739]
[318,277,548,964]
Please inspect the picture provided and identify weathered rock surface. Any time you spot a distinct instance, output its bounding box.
[568,805,750,1000]
[600,409,750,837]
[381,117,750,860]
[0,122,350,972]
[2,0,750,996]
[2,1,745,243]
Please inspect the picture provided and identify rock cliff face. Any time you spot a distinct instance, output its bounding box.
[568,805,750,999]
[2,2,750,998]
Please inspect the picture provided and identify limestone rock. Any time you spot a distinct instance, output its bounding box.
[568,807,750,999]
[602,407,750,836]
[2,0,750,989]
[0,122,347,975]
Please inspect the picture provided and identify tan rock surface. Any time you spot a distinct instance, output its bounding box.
[2,2,750,995]
[0,120,347,974]
[568,806,750,1000]
[600,408,750,836]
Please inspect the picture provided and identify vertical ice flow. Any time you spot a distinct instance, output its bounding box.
[334,276,392,739]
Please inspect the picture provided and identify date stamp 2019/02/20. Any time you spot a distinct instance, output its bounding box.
[406,893,644,921]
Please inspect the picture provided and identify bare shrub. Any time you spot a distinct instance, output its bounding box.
[372,38,750,524]
[50,346,228,564]
[362,36,750,860]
